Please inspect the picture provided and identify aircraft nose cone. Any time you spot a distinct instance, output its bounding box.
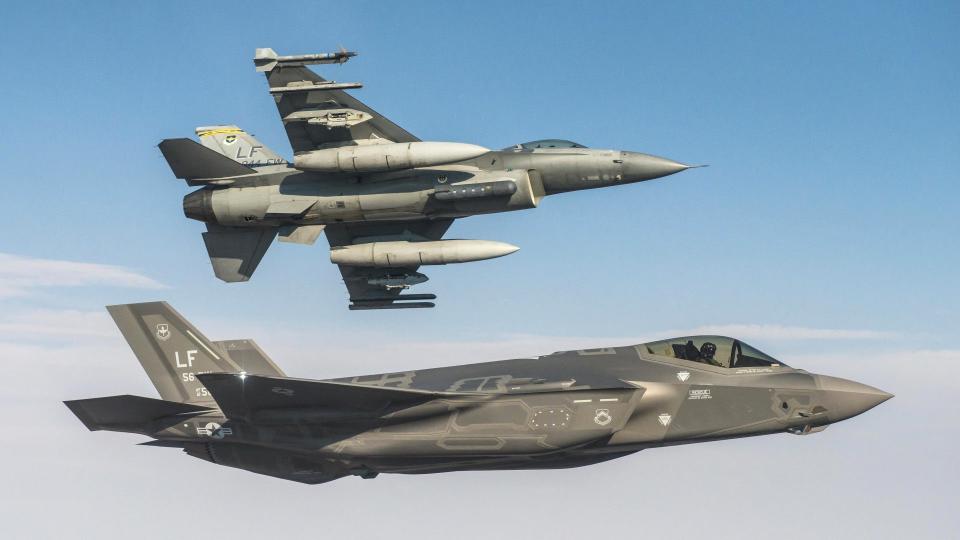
[818,375,893,423]
[620,151,699,182]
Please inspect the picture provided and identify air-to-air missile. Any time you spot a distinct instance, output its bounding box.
[65,302,892,485]
[253,47,357,72]
[159,47,702,309]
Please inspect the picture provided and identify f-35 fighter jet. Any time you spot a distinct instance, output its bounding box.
[65,302,891,485]
[159,48,700,309]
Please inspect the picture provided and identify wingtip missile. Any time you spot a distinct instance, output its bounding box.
[254,47,358,72]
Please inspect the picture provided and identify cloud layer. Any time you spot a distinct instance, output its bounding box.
[2,328,955,540]
[0,252,165,298]
[0,309,116,340]
[679,323,897,341]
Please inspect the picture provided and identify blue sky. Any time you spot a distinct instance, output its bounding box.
[0,1,958,538]
[2,0,957,342]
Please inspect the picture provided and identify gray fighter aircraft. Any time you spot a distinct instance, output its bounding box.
[159,48,701,309]
[65,302,891,485]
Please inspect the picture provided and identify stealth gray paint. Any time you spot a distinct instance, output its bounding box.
[65,302,891,485]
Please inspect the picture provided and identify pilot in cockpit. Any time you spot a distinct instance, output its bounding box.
[677,340,723,367]
[699,342,722,367]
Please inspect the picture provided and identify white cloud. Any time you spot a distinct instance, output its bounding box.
[0,302,900,377]
[1,331,956,539]
[0,303,948,540]
[0,252,165,298]
[0,309,116,340]
[180,315,908,380]
[240,327,903,381]
[677,324,897,341]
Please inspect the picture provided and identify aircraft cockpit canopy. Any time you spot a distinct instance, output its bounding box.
[506,139,588,151]
[644,336,786,369]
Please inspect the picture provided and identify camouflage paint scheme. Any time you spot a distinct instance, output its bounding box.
[65,303,891,485]
[158,48,702,309]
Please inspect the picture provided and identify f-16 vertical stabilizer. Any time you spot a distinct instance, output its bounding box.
[196,125,288,167]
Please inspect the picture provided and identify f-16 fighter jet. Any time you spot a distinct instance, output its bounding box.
[159,48,701,309]
[66,302,891,485]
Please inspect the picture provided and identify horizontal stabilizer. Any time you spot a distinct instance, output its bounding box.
[64,395,211,434]
[159,138,257,180]
[196,373,455,422]
[203,225,277,282]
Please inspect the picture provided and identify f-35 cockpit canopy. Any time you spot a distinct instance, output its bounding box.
[643,336,786,369]
[504,139,588,151]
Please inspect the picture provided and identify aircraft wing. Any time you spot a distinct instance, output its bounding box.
[260,53,419,154]
[325,219,454,310]
[197,373,458,423]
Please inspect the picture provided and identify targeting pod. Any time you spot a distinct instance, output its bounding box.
[367,272,429,290]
